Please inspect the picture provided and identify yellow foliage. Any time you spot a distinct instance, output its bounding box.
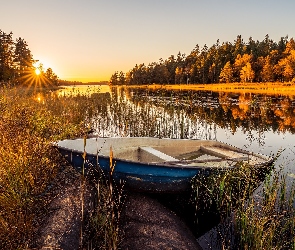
[240,63,255,82]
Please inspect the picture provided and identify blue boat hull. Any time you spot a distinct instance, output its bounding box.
[56,137,273,193]
[58,148,202,193]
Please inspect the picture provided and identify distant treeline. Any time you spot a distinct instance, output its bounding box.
[110,35,295,85]
[59,80,109,86]
[0,29,58,86]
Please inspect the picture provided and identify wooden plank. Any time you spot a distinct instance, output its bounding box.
[200,145,249,159]
[140,146,178,162]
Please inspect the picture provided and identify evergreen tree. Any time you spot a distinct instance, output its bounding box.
[44,68,59,85]
[109,71,118,85]
[14,37,34,84]
[118,71,125,85]
[0,30,14,82]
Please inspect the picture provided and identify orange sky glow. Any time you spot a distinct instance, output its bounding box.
[2,0,295,83]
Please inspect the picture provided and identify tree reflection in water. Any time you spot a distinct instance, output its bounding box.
[57,85,295,245]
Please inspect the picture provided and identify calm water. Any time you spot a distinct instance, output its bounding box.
[58,84,295,174]
[57,84,110,96]
[56,84,295,240]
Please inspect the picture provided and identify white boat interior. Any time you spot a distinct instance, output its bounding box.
[57,137,272,168]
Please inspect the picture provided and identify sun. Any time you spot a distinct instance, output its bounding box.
[35,68,41,75]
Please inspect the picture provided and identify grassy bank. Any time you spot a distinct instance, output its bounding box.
[0,86,110,249]
[123,82,295,96]
[1,84,295,249]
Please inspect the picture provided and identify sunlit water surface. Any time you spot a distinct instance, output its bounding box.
[56,84,295,182]
[55,85,295,243]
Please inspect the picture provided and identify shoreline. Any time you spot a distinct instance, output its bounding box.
[122,82,295,96]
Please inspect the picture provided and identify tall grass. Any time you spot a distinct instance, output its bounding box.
[2,84,295,249]
[87,174,123,250]
[192,160,295,250]
[233,170,295,250]
[0,86,109,249]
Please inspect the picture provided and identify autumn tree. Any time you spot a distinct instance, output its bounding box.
[233,54,253,82]
[175,67,182,84]
[111,35,295,85]
[261,56,274,82]
[274,39,295,82]
[240,62,255,82]
[219,61,233,83]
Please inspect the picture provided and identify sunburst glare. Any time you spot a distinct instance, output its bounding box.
[35,68,41,75]
[19,63,53,92]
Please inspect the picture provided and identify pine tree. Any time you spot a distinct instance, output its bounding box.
[0,30,14,82]
[109,72,118,85]
[14,37,34,84]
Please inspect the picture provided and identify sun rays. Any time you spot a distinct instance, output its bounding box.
[35,68,41,75]
[19,65,53,93]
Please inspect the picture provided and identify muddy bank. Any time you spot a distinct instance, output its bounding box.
[119,192,202,250]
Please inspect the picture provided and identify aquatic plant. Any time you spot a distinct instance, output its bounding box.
[191,158,295,249]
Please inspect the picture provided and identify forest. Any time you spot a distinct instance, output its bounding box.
[0,29,58,86]
[110,35,295,85]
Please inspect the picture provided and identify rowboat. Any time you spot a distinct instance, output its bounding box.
[55,137,274,193]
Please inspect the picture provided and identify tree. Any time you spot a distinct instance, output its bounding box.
[219,61,233,83]
[233,35,244,59]
[175,67,182,84]
[109,71,118,85]
[284,38,295,54]
[0,30,14,82]
[111,35,295,85]
[233,54,253,81]
[14,37,34,84]
[44,68,59,85]
[118,71,125,85]
[261,56,274,82]
[240,62,255,82]
[274,47,295,82]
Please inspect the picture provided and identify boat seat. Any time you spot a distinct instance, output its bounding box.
[200,146,249,160]
[139,146,178,162]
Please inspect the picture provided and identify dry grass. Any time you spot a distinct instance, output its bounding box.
[0,85,124,249]
[0,86,95,249]
[192,160,295,250]
[1,84,295,249]
[126,82,295,96]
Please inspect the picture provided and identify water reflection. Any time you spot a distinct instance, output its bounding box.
[120,87,295,172]
[53,85,295,244]
[54,85,294,171]
[56,84,110,97]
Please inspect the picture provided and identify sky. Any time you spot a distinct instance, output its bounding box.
[1,0,295,82]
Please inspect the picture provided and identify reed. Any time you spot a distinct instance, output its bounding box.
[87,162,124,250]
[191,159,295,249]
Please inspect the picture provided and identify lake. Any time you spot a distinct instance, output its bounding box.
[56,84,295,241]
[59,85,294,174]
